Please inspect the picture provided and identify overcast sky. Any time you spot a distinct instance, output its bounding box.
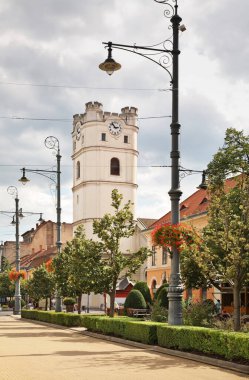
[0,0,249,242]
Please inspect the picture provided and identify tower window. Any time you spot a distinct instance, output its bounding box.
[124,135,128,143]
[110,157,120,176]
[76,161,80,179]
[101,133,106,141]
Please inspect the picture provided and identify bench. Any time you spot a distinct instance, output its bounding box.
[132,309,151,319]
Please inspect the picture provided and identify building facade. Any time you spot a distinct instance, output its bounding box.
[71,101,147,308]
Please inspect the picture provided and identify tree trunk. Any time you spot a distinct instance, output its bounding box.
[233,283,241,331]
[45,298,48,311]
[109,280,117,318]
[77,294,82,314]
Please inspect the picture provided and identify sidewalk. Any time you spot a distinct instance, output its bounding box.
[0,315,247,380]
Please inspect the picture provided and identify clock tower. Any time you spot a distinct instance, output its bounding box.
[72,101,138,245]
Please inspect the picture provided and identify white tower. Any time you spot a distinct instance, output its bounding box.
[72,101,138,246]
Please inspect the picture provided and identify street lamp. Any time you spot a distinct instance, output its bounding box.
[5,186,43,315]
[99,0,186,324]
[18,136,63,312]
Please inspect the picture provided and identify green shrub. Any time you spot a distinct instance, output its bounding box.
[133,282,152,305]
[80,316,158,345]
[154,283,168,301]
[157,325,249,361]
[151,302,168,322]
[157,287,168,309]
[124,289,146,310]
[63,297,76,305]
[21,310,249,361]
[183,301,214,327]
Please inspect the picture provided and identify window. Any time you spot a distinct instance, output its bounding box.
[110,157,120,175]
[124,135,128,143]
[76,161,80,179]
[81,135,84,144]
[151,246,156,266]
[101,133,106,141]
[73,141,76,151]
[162,247,167,265]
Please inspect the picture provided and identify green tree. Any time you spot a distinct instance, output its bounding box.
[93,189,150,317]
[0,272,14,298]
[1,257,11,272]
[204,128,249,331]
[27,265,54,309]
[53,225,106,314]
[181,128,249,331]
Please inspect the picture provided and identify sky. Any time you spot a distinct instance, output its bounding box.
[0,0,249,242]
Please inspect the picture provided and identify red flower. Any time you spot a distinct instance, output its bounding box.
[9,270,26,281]
[151,223,197,253]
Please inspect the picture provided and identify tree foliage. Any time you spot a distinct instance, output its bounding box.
[26,265,54,308]
[180,128,249,331]
[93,189,150,317]
[53,225,106,313]
[0,271,15,298]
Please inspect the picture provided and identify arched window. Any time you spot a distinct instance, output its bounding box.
[76,161,80,179]
[110,157,120,175]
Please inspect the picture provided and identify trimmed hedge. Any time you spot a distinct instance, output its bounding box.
[82,315,158,345]
[157,325,249,361]
[21,310,249,362]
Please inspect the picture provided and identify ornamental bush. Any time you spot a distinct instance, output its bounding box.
[63,297,76,305]
[156,286,169,309]
[183,301,214,327]
[154,282,168,301]
[133,281,152,305]
[124,289,147,310]
[151,302,168,323]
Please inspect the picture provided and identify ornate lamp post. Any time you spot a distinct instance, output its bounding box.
[99,0,186,324]
[4,186,43,315]
[19,136,62,312]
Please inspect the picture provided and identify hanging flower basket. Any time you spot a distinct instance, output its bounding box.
[9,270,26,281]
[151,223,195,253]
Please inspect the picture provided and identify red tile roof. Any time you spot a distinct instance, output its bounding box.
[150,176,238,229]
[20,247,57,270]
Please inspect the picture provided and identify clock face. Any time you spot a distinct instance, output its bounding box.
[108,121,122,135]
[76,122,81,140]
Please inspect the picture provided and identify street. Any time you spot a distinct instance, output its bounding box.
[0,315,247,380]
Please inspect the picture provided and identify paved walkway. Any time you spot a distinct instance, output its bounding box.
[0,315,247,380]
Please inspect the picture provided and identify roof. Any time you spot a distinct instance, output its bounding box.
[150,176,238,229]
[116,277,134,290]
[20,247,56,270]
[137,218,157,229]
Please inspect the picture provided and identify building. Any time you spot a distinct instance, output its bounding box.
[3,220,73,277]
[144,177,249,314]
[71,102,149,308]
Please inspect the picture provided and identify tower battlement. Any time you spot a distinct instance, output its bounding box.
[73,102,138,127]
